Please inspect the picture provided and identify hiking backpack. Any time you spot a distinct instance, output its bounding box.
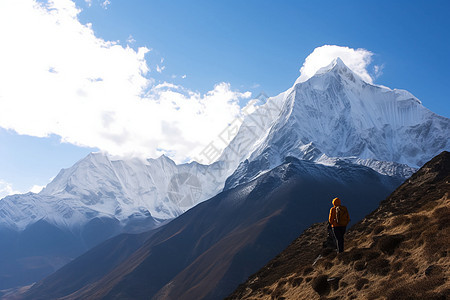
[336,205,349,226]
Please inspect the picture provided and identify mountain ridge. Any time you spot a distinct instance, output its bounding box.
[227,151,450,300]
[222,58,448,189]
[2,58,447,233]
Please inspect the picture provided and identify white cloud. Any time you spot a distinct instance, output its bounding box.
[0,180,20,199]
[0,180,46,198]
[297,45,375,84]
[181,74,187,79]
[30,185,45,194]
[156,65,166,73]
[374,64,385,79]
[127,34,136,44]
[0,0,251,163]
[101,0,110,9]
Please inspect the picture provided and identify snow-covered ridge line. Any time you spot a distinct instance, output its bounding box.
[0,153,229,230]
[0,57,448,232]
[222,57,449,188]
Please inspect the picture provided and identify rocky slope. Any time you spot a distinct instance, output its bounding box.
[227,151,450,300]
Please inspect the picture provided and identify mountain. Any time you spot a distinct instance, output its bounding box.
[227,151,450,300]
[1,56,448,290]
[20,157,403,300]
[1,152,229,231]
[0,153,228,289]
[5,58,444,234]
[221,58,449,189]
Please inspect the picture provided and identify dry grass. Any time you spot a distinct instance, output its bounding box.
[227,152,450,300]
[263,195,450,300]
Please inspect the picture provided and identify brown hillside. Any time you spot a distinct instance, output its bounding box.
[227,151,450,300]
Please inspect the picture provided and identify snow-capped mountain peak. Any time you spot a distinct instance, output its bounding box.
[295,57,363,87]
[0,153,230,231]
[313,57,353,78]
[1,58,448,233]
[221,58,449,189]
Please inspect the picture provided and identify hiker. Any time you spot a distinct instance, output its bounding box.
[328,197,350,253]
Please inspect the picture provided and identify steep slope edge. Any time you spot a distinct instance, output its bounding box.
[227,151,450,300]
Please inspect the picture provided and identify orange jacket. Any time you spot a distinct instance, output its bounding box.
[329,197,348,227]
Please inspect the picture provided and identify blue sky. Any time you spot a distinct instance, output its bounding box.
[72,0,450,109]
[0,0,449,196]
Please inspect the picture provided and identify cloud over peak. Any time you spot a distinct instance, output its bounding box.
[0,2,384,165]
[297,45,377,84]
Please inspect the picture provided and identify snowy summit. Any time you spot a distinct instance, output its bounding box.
[0,57,448,234]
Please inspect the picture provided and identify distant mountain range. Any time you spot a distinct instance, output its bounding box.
[0,58,448,291]
[0,153,229,289]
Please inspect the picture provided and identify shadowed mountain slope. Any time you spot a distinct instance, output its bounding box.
[227,151,450,300]
[0,153,227,290]
[21,158,402,300]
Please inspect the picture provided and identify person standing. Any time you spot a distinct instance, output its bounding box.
[328,197,350,253]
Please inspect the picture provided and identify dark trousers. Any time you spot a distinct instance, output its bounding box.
[332,226,346,253]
